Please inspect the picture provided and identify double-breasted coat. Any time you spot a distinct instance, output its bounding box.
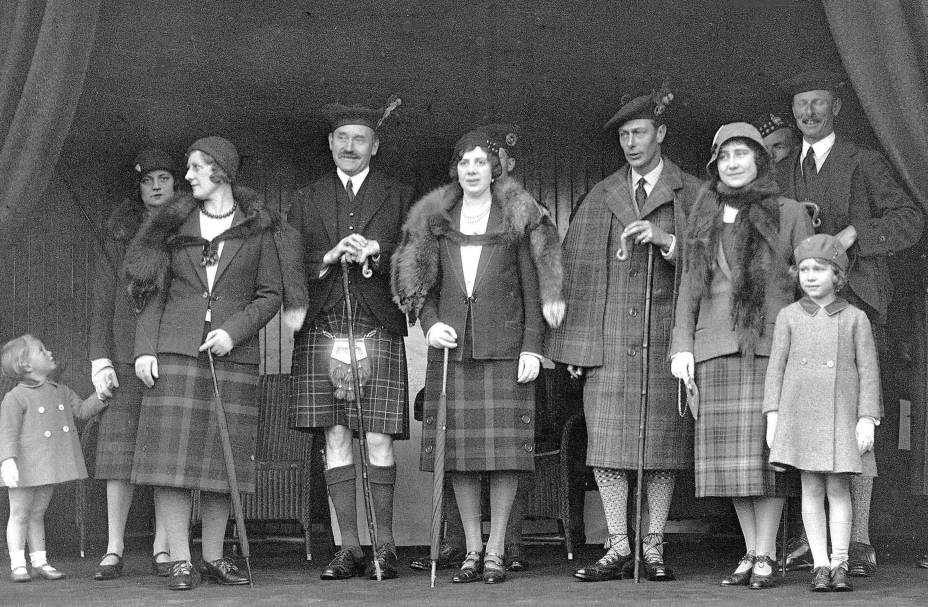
[0,382,106,487]
[764,297,881,473]
[546,158,700,469]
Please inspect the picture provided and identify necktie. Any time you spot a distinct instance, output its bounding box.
[346,179,355,203]
[802,148,817,183]
[635,177,647,210]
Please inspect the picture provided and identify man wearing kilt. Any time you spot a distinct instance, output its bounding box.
[288,101,414,581]
[546,87,700,582]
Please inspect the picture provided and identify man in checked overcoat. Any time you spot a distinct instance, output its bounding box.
[547,86,700,582]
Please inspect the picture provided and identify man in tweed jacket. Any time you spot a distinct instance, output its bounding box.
[547,88,699,582]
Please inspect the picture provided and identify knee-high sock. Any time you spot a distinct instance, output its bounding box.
[325,464,361,555]
[452,472,483,554]
[593,467,630,555]
[487,472,519,557]
[368,464,396,548]
[828,477,853,567]
[849,475,873,545]
[643,471,675,558]
[505,473,530,550]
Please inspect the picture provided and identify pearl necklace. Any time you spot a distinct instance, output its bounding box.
[200,202,236,219]
[461,202,491,223]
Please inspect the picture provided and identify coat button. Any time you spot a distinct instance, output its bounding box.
[425,416,434,425]
[63,426,70,432]
[878,235,886,242]
[627,347,637,357]
[38,406,45,414]
[58,404,64,411]
[349,212,355,217]
[826,360,834,367]
[425,444,434,454]
[521,414,531,424]
[348,225,354,230]
[628,308,638,317]
[202,291,209,298]
[800,358,807,365]
[44,430,51,438]
[523,443,534,452]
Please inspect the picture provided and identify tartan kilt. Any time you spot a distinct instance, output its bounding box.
[94,362,145,480]
[694,354,795,498]
[420,353,535,473]
[130,354,259,493]
[289,305,409,439]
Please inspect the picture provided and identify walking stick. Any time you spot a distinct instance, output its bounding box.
[341,258,383,581]
[632,244,656,583]
[429,348,450,588]
[206,350,254,588]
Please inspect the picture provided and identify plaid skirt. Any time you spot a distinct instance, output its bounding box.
[420,342,534,473]
[130,353,259,493]
[694,355,794,498]
[94,363,145,480]
[290,304,409,438]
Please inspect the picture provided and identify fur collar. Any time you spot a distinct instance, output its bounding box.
[391,176,564,326]
[123,186,276,310]
[106,196,145,242]
[683,174,790,354]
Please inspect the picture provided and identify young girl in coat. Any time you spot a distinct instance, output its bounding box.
[764,234,881,592]
[0,334,108,582]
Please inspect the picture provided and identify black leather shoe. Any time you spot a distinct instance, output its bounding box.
[320,548,366,580]
[483,553,506,584]
[847,541,876,577]
[152,552,172,577]
[573,551,633,582]
[409,543,466,571]
[785,536,813,571]
[749,555,777,589]
[369,543,398,580]
[720,554,755,587]
[810,566,831,592]
[198,557,250,585]
[831,562,852,592]
[918,554,928,569]
[93,553,123,581]
[168,561,201,591]
[505,544,527,572]
[451,552,483,583]
[642,557,675,581]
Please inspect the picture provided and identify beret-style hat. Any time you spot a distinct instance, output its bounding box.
[794,233,849,272]
[187,136,240,182]
[778,69,847,97]
[323,95,402,131]
[753,112,795,138]
[604,81,675,132]
[482,123,520,156]
[133,148,176,177]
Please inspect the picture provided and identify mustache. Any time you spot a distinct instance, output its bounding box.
[338,152,361,159]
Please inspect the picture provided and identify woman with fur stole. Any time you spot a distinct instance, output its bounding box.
[670,123,812,589]
[123,136,307,590]
[391,129,564,584]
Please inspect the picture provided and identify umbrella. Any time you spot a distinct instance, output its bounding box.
[430,348,450,587]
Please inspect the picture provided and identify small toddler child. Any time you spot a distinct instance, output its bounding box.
[0,334,108,582]
[763,234,881,593]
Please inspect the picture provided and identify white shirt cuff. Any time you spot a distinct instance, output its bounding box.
[520,352,543,362]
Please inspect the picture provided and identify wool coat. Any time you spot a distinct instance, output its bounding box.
[546,158,700,469]
[125,187,293,366]
[764,297,881,473]
[775,135,924,322]
[289,170,414,336]
[0,382,106,487]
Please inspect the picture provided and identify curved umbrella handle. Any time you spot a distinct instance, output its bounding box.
[800,201,822,228]
[616,233,631,261]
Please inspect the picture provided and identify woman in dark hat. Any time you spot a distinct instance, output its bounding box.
[670,123,812,589]
[89,149,178,581]
[123,136,307,590]
[392,129,564,584]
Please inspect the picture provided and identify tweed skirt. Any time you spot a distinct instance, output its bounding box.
[290,304,409,438]
[694,354,794,498]
[94,362,145,480]
[420,346,534,473]
[131,353,258,493]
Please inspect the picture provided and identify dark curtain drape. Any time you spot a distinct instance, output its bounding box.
[823,0,928,495]
[0,0,101,238]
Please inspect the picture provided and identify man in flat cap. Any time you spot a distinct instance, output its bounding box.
[547,86,700,582]
[776,69,924,577]
[289,99,413,581]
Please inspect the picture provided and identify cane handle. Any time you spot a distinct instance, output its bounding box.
[616,234,631,261]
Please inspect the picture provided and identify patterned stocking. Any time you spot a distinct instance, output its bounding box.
[593,467,630,556]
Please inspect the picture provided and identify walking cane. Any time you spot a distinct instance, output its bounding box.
[341,258,383,581]
[429,348,450,588]
[632,244,656,583]
[206,350,254,588]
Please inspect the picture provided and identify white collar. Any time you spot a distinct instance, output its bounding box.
[336,166,370,191]
[801,131,836,160]
[631,158,664,189]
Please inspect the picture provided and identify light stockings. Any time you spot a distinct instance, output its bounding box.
[732,496,784,562]
[451,472,520,558]
[802,472,853,568]
[452,473,484,554]
[849,475,873,545]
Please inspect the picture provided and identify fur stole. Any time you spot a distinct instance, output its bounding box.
[683,174,790,354]
[391,176,564,326]
[123,186,308,324]
[106,196,145,243]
